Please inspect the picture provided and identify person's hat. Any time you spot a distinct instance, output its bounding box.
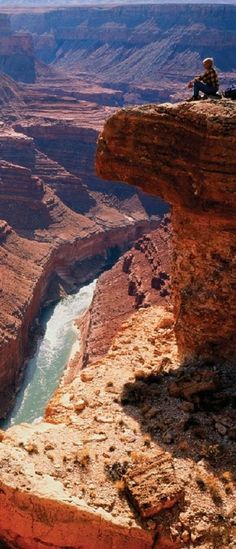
[203,57,214,66]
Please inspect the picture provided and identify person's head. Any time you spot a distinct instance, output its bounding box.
[203,57,214,70]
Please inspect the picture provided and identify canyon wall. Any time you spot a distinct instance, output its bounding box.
[96,100,236,363]
[0,46,168,421]
[0,72,23,107]
[68,217,171,378]
[0,13,35,82]
[0,7,235,547]
[0,100,235,549]
[9,4,236,103]
[0,117,161,419]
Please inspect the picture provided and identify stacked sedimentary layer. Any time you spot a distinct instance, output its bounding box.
[97,99,236,363]
[0,72,22,108]
[0,101,235,549]
[0,161,47,230]
[0,13,35,82]
[10,5,236,84]
[10,81,167,221]
[68,217,171,378]
[0,110,158,419]
[0,128,35,167]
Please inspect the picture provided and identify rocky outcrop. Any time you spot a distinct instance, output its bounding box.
[0,99,235,549]
[0,72,24,115]
[0,14,35,83]
[0,301,235,548]
[0,160,49,230]
[96,100,236,363]
[0,105,162,419]
[66,217,171,379]
[0,128,35,168]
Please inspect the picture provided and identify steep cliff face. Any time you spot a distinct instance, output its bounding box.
[68,217,171,378]
[0,102,235,549]
[96,100,236,363]
[0,71,23,108]
[10,4,236,97]
[0,160,49,230]
[0,14,35,82]
[0,115,160,420]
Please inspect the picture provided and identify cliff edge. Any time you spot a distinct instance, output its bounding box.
[0,101,235,549]
[97,100,236,363]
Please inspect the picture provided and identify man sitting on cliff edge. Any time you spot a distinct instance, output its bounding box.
[188,57,219,101]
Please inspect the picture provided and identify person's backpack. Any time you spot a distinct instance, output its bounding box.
[224,86,236,100]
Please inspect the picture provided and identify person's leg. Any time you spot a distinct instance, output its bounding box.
[194,81,217,98]
[193,80,201,98]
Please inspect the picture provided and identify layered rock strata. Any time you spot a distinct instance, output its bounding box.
[0,120,158,419]
[0,303,235,548]
[10,4,236,91]
[0,102,235,548]
[0,71,23,108]
[96,100,236,363]
[0,13,35,83]
[0,70,169,421]
[0,203,153,418]
[67,217,171,379]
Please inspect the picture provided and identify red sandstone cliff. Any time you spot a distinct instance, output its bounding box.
[0,101,235,549]
[0,117,160,419]
[67,217,172,379]
[97,100,236,363]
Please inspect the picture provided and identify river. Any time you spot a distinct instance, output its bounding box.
[1,279,96,429]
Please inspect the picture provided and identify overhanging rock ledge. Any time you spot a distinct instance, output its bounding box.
[96,100,236,362]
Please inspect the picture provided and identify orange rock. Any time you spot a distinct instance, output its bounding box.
[96,100,236,363]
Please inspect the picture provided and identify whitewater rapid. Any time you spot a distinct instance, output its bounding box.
[2,279,96,429]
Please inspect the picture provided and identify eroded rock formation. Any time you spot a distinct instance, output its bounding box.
[9,4,236,102]
[0,110,161,419]
[67,217,171,379]
[52,4,236,84]
[96,100,236,363]
[0,301,235,548]
[0,14,35,83]
[0,101,235,549]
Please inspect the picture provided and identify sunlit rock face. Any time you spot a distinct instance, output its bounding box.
[97,100,236,363]
[11,4,236,81]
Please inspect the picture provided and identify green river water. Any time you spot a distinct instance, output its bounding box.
[1,279,96,429]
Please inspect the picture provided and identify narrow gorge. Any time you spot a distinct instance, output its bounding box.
[0,100,235,549]
[0,4,235,549]
[0,13,166,420]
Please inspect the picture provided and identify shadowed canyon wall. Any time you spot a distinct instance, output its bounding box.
[0,6,235,547]
[0,13,35,82]
[97,100,236,363]
[4,4,235,103]
[0,85,235,549]
[0,83,166,419]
